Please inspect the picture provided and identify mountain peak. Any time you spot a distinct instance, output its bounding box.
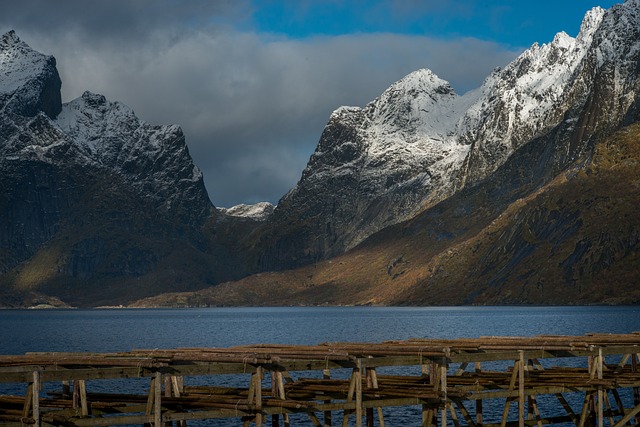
[0,30,20,46]
[390,68,456,96]
[0,31,61,118]
[364,67,460,139]
[577,7,605,43]
[551,31,574,49]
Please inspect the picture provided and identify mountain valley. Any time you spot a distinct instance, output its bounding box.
[1,1,639,307]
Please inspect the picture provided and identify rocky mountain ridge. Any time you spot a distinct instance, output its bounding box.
[252,1,639,271]
[0,31,244,307]
[1,0,639,307]
[54,91,212,226]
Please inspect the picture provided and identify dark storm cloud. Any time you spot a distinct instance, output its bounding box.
[0,0,249,43]
[0,2,521,207]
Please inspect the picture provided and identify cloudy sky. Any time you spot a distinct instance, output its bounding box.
[0,0,618,207]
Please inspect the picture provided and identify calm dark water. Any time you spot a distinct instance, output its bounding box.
[2,306,639,354]
[1,306,639,426]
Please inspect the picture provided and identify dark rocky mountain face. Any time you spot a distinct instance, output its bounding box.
[0,31,245,307]
[2,1,640,308]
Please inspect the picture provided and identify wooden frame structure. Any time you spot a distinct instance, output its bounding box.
[0,333,639,427]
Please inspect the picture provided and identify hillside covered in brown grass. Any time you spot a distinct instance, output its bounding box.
[132,123,640,307]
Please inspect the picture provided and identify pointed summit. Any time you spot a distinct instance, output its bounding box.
[0,30,20,45]
[577,7,606,43]
[0,31,62,118]
[389,68,456,96]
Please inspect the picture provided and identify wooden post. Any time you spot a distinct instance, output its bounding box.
[602,389,614,427]
[154,372,163,427]
[164,376,173,427]
[32,371,40,427]
[370,368,385,427]
[633,354,640,426]
[446,402,460,427]
[528,395,543,427]
[271,372,280,427]
[22,381,33,421]
[270,371,290,427]
[323,369,332,427]
[597,348,604,427]
[342,369,358,427]
[500,358,520,427]
[356,359,363,427]
[78,379,88,417]
[171,376,187,427]
[165,375,172,398]
[440,358,448,427]
[279,372,291,427]
[72,380,79,410]
[171,376,183,397]
[146,376,155,426]
[366,368,374,427]
[518,351,525,427]
[423,360,440,427]
[578,391,594,427]
[253,367,264,427]
[475,362,483,427]
[422,362,431,427]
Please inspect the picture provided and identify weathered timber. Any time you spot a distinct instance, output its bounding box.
[1,333,639,426]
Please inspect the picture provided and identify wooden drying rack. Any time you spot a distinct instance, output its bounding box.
[1,333,640,427]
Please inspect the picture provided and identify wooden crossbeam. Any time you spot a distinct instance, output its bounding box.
[2,335,640,427]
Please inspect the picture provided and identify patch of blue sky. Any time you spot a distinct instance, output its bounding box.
[250,0,620,47]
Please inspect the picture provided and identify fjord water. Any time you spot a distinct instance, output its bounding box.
[1,306,639,426]
[1,306,639,354]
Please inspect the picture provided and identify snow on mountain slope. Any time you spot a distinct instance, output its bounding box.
[54,91,212,221]
[298,69,476,208]
[0,31,229,304]
[1,30,212,225]
[1,30,212,226]
[0,30,61,119]
[287,7,609,213]
[358,68,477,201]
[219,202,274,221]
[260,1,640,269]
[459,7,606,183]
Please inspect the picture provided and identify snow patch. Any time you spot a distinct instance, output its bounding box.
[219,202,275,221]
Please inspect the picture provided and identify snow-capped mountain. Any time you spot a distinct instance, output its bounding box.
[54,91,212,223]
[256,0,640,270]
[1,30,212,225]
[0,31,231,306]
[2,0,639,307]
[0,30,61,119]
